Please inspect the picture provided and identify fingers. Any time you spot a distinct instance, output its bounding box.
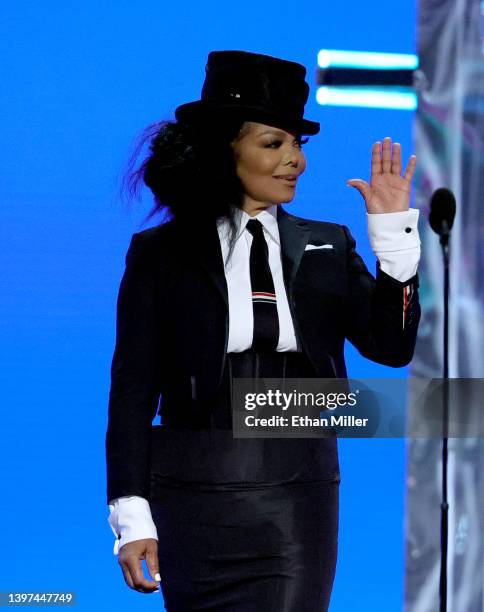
[392,142,402,175]
[145,541,160,582]
[371,137,415,180]
[381,137,392,173]
[347,179,371,203]
[119,540,159,593]
[371,142,382,176]
[119,557,135,589]
[404,155,417,182]
[123,556,158,593]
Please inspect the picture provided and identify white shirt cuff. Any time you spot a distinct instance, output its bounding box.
[367,209,421,282]
[108,495,158,556]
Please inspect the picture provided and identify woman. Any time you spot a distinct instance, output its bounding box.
[106,50,421,610]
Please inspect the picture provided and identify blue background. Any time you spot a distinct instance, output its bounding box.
[0,1,416,609]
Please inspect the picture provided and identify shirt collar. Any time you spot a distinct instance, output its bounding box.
[216,204,281,247]
[239,204,280,246]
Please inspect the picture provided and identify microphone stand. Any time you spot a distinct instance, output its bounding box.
[439,220,450,612]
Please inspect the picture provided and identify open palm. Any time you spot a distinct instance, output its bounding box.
[347,137,417,214]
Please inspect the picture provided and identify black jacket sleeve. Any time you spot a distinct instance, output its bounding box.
[105,233,162,504]
[342,224,421,368]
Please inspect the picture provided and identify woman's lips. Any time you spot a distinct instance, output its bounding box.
[274,177,297,186]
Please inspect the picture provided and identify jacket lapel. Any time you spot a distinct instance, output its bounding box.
[276,205,310,294]
[182,217,229,308]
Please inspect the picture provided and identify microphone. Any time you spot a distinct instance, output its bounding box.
[429,188,456,242]
[427,187,456,612]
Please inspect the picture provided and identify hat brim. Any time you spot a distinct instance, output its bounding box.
[175,100,320,136]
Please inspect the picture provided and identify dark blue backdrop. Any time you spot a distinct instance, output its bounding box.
[1,2,416,609]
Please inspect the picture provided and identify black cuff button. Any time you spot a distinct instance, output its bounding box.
[405,227,412,233]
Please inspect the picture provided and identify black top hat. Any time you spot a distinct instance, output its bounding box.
[174,50,320,136]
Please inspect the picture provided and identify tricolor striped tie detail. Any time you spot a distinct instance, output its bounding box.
[252,291,277,304]
[246,219,279,351]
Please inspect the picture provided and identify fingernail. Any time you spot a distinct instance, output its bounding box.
[154,572,161,582]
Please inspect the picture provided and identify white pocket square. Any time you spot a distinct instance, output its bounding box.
[304,243,334,251]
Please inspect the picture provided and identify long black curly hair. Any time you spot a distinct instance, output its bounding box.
[118,114,253,263]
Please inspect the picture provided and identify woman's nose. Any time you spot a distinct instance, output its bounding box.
[285,158,299,168]
[285,151,299,166]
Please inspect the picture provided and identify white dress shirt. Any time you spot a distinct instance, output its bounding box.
[217,204,298,352]
[108,205,421,554]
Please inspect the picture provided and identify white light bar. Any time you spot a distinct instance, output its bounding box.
[318,49,419,70]
[316,87,418,110]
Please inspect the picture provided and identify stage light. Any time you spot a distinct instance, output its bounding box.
[318,49,419,71]
[316,86,418,110]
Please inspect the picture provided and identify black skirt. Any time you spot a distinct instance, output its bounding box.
[149,350,340,611]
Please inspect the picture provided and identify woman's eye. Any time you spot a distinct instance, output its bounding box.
[265,138,309,148]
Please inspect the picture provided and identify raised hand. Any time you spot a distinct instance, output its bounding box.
[347,137,417,214]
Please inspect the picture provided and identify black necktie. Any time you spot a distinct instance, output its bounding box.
[245,219,279,351]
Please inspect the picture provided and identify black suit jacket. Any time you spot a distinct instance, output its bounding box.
[105,205,420,503]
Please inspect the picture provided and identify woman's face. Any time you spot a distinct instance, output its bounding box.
[230,121,308,215]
